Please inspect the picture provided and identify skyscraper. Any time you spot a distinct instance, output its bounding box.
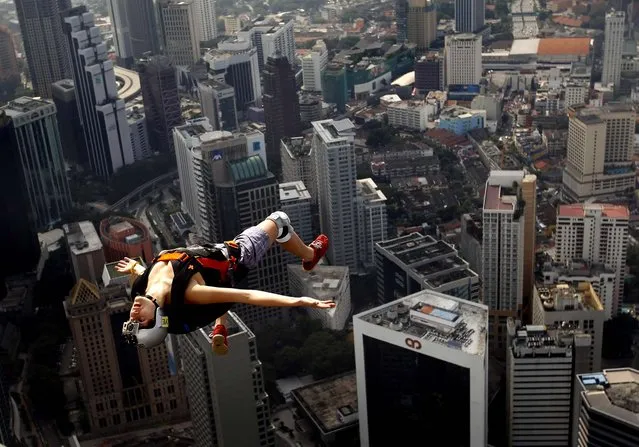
[107,0,161,66]
[555,203,629,318]
[178,312,275,447]
[353,291,488,447]
[506,320,591,447]
[237,20,296,72]
[62,7,134,178]
[0,25,20,100]
[455,0,485,33]
[321,63,348,113]
[356,178,387,269]
[407,0,437,50]
[575,369,639,446]
[138,55,182,152]
[444,33,483,86]
[312,118,358,270]
[263,52,302,179]
[562,104,635,202]
[197,79,239,132]
[1,97,72,229]
[482,170,537,355]
[64,280,189,437]
[158,0,200,66]
[281,135,317,206]
[0,110,40,279]
[193,0,218,42]
[14,0,71,98]
[173,118,267,243]
[601,10,625,89]
[107,0,134,67]
[415,52,445,92]
[301,40,328,92]
[396,0,409,42]
[280,181,313,269]
[52,79,87,166]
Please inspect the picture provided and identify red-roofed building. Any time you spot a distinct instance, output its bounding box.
[99,216,154,263]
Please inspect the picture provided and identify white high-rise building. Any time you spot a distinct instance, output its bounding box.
[281,135,317,205]
[354,291,488,447]
[173,118,266,243]
[444,33,482,86]
[506,320,591,447]
[1,97,72,229]
[562,104,635,203]
[312,118,358,270]
[288,265,351,330]
[193,0,217,42]
[356,178,387,269]
[178,312,275,447]
[280,181,313,272]
[302,40,328,92]
[62,7,134,178]
[158,0,200,66]
[223,15,242,35]
[237,20,296,71]
[455,0,485,33]
[126,106,151,161]
[601,10,625,89]
[532,281,605,372]
[482,170,537,355]
[555,203,629,318]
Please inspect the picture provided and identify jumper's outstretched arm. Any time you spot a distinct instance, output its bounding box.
[185,284,335,309]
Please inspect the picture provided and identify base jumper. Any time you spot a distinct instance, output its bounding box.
[118,212,333,354]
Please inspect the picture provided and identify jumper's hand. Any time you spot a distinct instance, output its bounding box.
[300,297,336,309]
[116,257,138,274]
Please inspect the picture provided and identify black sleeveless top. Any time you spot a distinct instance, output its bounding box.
[131,246,248,334]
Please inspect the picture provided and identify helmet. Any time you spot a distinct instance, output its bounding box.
[121,305,168,348]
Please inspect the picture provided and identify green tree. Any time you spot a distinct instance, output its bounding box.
[274,346,301,376]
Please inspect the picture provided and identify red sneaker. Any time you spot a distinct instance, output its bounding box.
[302,234,329,271]
[210,324,228,355]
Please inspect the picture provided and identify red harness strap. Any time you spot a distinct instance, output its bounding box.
[154,242,239,284]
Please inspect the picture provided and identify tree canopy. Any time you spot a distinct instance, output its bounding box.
[602,314,639,359]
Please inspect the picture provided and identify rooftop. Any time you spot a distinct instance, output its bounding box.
[228,155,268,183]
[2,96,52,117]
[537,37,591,56]
[356,291,488,356]
[509,38,540,56]
[291,372,358,435]
[508,322,585,358]
[63,221,103,255]
[377,233,455,265]
[536,282,604,313]
[578,369,639,427]
[312,118,355,143]
[288,265,349,301]
[279,181,311,202]
[356,178,386,203]
[281,135,313,158]
[558,203,629,219]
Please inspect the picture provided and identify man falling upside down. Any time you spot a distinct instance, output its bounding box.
[117,211,333,354]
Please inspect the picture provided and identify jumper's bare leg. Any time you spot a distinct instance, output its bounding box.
[257,220,314,261]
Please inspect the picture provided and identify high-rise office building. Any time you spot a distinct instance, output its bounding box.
[356,178,387,269]
[555,203,629,318]
[375,232,480,304]
[396,0,409,42]
[407,0,437,50]
[178,312,275,447]
[126,105,151,161]
[302,40,328,92]
[0,25,20,98]
[280,181,313,271]
[14,0,71,98]
[198,78,239,132]
[0,110,40,279]
[193,0,217,42]
[51,79,87,166]
[506,320,591,447]
[460,213,483,275]
[138,55,182,152]
[63,221,106,284]
[455,0,485,33]
[64,280,189,437]
[237,20,296,71]
[444,33,482,86]
[281,136,317,205]
[62,7,134,178]
[354,291,488,447]
[1,97,72,229]
[107,0,160,66]
[482,170,537,355]
[215,156,288,327]
[312,119,358,270]
[203,39,262,110]
[174,118,267,243]
[321,63,348,113]
[601,10,625,89]
[532,281,605,372]
[263,52,302,179]
[415,52,445,92]
[107,0,134,67]
[158,0,200,66]
[575,369,639,447]
[562,104,635,202]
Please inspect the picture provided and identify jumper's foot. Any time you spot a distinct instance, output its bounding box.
[303,234,329,271]
[211,324,228,355]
